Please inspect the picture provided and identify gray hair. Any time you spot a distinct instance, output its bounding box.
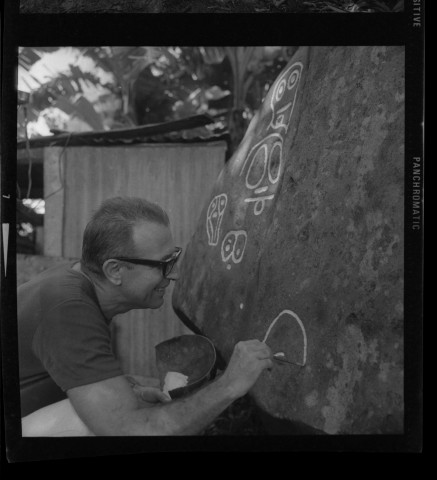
[81,196,170,277]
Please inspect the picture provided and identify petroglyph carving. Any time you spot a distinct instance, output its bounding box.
[240,133,284,216]
[244,195,275,216]
[269,62,303,133]
[221,230,248,266]
[262,309,308,366]
[206,193,228,246]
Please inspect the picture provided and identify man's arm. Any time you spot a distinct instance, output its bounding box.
[67,339,272,436]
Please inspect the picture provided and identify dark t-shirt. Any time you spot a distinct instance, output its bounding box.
[18,263,123,393]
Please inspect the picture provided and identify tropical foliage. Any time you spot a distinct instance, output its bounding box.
[18,46,293,150]
[17,46,293,252]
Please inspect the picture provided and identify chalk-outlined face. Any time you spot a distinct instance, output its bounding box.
[206,194,228,246]
[269,62,303,133]
[262,309,308,367]
[239,133,284,216]
[221,230,247,268]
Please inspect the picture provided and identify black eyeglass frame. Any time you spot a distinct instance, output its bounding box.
[110,247,182,278]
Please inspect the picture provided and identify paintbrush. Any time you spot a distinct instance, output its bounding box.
[272,352,303,367]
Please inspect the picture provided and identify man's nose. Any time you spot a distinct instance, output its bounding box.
[167,265,180,281]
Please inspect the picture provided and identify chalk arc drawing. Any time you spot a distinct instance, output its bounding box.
[221,230,248,265]
[262,309,308,367]
[269,62,303,133]
[206,193,228,246]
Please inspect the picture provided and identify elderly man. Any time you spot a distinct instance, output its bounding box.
[18,196,272,436]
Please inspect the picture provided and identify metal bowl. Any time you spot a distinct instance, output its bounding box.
[155,334,217,399]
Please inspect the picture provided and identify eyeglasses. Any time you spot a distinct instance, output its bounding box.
[111,247,182,278]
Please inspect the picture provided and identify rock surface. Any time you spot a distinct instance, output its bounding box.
[173,46,404,434]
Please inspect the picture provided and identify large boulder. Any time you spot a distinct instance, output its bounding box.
[173,46,404,434]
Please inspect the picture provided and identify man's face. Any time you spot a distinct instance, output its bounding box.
[120,221,179,310]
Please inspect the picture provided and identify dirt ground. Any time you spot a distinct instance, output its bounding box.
[203,395,268,435]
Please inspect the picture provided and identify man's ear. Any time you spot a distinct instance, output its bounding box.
[102,259,123,285]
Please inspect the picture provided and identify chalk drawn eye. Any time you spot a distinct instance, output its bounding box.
[268,141,283,184]
[287,69,300,90]
[246,143,268,189]
[220,197,226,210]
[234,235,246,261]
[275,78,287,102]
[222,235,235,259]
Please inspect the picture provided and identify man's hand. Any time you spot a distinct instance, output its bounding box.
[124,374,160,388]
[125,374,171,406]
[132,386,171,406]
[220,340,273,399]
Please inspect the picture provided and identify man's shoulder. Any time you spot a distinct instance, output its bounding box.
[18,262,100,318]
[18,261,77,288]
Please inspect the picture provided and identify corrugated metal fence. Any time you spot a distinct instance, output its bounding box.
[43,142,226,377]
